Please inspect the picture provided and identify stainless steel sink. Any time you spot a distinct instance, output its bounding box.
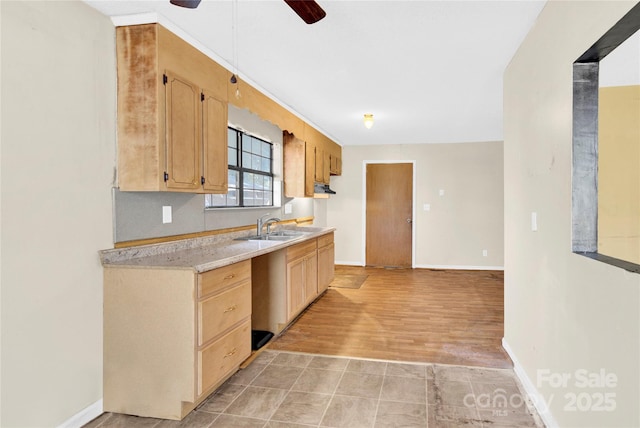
[268,230,308,237]
[235,229,309,242]
[236,235,293,241]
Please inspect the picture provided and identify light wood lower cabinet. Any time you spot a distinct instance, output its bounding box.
[317,232,335,294]
[252,234,334,335]
[286,240,318,320]
[198,319,250,395]
[104,260,251,420]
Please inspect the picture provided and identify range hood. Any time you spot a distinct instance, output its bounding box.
[314,183,336,195]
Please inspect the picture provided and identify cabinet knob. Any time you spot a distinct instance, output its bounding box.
[224,274,235,280]
[224,348,237,358]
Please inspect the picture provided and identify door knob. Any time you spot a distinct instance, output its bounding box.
[406,218,412,224]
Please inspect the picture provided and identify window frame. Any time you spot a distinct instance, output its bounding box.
[205,127,275,209]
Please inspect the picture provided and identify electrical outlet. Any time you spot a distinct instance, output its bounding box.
[531,212,538,231]
[482,249,488,257]
[162,206,172,224]
[439,189,445,196]
[284,203,293,214]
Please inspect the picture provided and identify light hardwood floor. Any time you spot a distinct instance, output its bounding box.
[268,265,512,368]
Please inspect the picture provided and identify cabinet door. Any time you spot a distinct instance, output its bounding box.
[165,71,202,191]
[314,146,324,184]
[330,154,341,176]
[304,253,318,304]
[313,147,330,184]
[323,151,331,183]
[318,243,335,294]
[305,142,316,196]
[202,90,228,193]
[283,132,314,198]
[286,257,306,321]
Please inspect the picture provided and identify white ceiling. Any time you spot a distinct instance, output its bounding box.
[86,0,547,146]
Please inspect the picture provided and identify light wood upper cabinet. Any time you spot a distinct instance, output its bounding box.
[283,131,340,198]
[314,144,323,184]
[165,72,202,191]
[284,131,315,198]
[117,24,340,193]
[116,24,228,193]
[329,151,342,176]
[313,145,330,185]
[202,90,228,193]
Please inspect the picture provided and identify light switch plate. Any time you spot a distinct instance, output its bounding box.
[423,204,431,211]
[439,189,445,196]
[162,206,172,224]
[531,212,537,231]
[284,203,293,214]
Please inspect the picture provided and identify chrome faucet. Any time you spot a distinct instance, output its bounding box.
[257,213,281,237]
[264,217,280,235]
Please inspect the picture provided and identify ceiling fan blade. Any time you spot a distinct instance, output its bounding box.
[170,0,201,9]
[284,0,326,24]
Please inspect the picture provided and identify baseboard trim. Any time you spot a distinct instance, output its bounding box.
[502,338,558,428]
[415,264,504,271]
[335,261,504,270]
[335,260,365,266]
[57,399,103,428]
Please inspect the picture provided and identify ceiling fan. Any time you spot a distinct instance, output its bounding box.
[169,0,326,24]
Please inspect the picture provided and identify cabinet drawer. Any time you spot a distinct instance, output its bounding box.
[198,319,251,395]
[317,232,334,248]
[198,260,251,298]
[287,240,317,261]
[199,281,251,346]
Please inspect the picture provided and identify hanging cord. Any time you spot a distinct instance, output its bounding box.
[231,0,241,98]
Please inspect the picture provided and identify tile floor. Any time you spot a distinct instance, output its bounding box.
[86,350,544,428]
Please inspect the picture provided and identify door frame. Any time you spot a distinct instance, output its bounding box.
[362,160,417,268]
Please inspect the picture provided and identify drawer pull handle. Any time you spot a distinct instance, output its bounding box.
[224,274,235,280]
[224,348,237,358]
[224,305,238,313]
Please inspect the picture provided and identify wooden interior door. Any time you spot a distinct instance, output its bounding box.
[366,163,413,267]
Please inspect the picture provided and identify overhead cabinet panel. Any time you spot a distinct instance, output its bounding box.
[116,24,228,193]
[117,23,340,193]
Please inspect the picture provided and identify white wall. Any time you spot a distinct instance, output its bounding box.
[327,142,504,269]
[1,1,116,426]
[504,1,640,426]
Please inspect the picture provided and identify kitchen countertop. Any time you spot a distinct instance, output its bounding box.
[100,226,335,273]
